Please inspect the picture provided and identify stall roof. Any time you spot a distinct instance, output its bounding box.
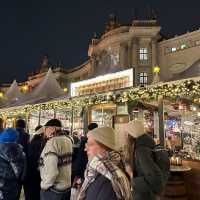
[29,68,64,99]
[0,80,23,108]
[5,80,22,100]
[4,68,65,107]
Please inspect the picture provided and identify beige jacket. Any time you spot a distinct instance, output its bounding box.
[40,135,72,191]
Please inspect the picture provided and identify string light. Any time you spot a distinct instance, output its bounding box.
[1,79,200,117]
[22,85,29,93]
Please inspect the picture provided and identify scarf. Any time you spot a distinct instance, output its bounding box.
[78,151,132,200]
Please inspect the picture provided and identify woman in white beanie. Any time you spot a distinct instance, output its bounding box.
[125,119,163,200]
[78,127,132,200]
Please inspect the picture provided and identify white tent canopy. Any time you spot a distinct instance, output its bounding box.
[0,80,23,108]
[17,68,65,105]
[5,80,22,100]
[31,68,64,98]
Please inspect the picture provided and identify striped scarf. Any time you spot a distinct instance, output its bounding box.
[78,151,132,200]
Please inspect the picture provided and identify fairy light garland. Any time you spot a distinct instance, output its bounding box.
[0,79,200,117]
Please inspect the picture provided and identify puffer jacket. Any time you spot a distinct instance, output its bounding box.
[133,134,163,200]
[0,143,26,200]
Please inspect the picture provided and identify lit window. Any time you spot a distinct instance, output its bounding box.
[139,72,148,85]
[181,44,187,49]
[171,47,177,52]
[139,48,148,61]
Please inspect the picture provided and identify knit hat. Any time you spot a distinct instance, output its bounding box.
[44,119,62,128]
[89,127,116,151]
[16,119,26,129]
[0,128,18,143]
[126,119,145,138]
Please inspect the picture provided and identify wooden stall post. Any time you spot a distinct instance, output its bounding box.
[71,107,74,135]
[83,106,89,135]
[54,109,57,118]
[2,115,7,128]
[158,95,164,146]
[25,111,29,133]
[38,109,41,126]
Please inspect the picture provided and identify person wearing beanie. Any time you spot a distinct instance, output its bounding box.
[0,128,26,200]
[16,119,30,155]
[78,127,132,200]
[0,127,18,142]
[39,119,72,200]
[15,119,30,200]
[125,119,163,200]
[87,122,98,131]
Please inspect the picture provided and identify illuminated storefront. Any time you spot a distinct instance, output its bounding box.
[89,103,116,127]
[71,69,133,97]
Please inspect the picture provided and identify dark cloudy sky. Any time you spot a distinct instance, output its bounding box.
[0,0,200,83]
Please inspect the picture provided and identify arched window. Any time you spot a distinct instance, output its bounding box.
[139,72,148,85]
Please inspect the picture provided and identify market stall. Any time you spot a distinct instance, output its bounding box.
[89,103,116,127]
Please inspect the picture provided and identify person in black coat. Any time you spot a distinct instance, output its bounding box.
[126,119,164,200]
[72,123,98,184]
[0,128,26,200]
[16,119,30,156]
[16,119,30,199]
[24,125,47,200]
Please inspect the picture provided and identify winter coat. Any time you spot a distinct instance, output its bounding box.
[24,134,47,200]
[132,134,163,200]
[0,142,26,200]
[16,128,30,156]
[85,173,118,200]
[40,135,73,191]
[72,137,88,180]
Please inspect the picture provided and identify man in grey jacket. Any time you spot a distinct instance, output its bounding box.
[39,119,73,200]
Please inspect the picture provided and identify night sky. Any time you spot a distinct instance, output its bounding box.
[0,0,200,84]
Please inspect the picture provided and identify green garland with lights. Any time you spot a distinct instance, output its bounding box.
[0,79,200,117]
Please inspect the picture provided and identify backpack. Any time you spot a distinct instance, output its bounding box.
[153,145,170,188]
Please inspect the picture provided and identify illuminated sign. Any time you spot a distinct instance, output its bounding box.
[71,69,133,97]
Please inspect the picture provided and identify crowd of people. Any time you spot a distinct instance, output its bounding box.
[0,117,169,200]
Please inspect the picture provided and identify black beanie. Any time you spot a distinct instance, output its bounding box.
[45,119,62,127]
[16,119,26,129]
